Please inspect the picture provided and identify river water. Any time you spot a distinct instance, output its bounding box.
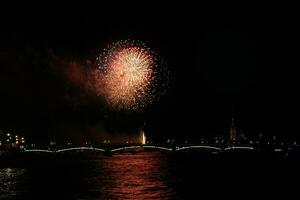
[0,152,299,199]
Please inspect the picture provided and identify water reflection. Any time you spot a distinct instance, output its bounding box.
[2,151,296,199]
[99,152,177,199]
[0,168,27,199]
[0,152,179,200]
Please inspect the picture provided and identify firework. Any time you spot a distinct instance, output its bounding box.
[97,40,167,110]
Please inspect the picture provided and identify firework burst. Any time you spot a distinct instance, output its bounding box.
[97,40,167,110]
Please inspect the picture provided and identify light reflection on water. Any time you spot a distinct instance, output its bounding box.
[1,152,299,199]
[0,152,179,200]
[0,168,27,200]
[100,153,177,199]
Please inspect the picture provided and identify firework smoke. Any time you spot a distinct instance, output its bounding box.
[50,40,168,111]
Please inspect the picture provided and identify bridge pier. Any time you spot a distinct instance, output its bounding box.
[104,147,112,156]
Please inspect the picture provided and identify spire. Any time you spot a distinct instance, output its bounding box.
[229,100,237,142]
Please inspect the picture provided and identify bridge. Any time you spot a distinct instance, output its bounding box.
[23,144,255,154]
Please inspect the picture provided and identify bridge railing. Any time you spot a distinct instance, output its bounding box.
[22,145,256,154]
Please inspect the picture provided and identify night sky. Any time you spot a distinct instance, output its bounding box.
[1,3,300,143]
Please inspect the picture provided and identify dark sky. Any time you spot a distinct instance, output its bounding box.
[1,3,300,143]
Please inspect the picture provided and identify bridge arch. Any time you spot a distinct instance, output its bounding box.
[142,145,172,151]
[224,146,254,151]
[24,149,53,153]
[176,145,222,152]
[55,147,105,153]
[111,145,172,153]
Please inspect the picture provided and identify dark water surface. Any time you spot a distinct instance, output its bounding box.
[0,152,299,199]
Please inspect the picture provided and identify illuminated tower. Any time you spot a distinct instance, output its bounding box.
[229,100,238,143]
[229,117,237,142]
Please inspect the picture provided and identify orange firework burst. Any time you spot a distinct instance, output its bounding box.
[97,40,165,110]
